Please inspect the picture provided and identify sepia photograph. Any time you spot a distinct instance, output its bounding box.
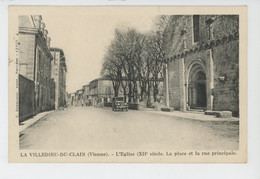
[8,6,247,163]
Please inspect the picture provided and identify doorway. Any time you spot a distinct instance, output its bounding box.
[188,64,207,109]
[195,71,207,107]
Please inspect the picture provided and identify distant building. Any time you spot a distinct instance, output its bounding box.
[82,84,90,106]
[50,48,67,109]
[67,92,76,106]
[75,89,84,106]
[18,15,55,121]
[84,78,115,106]
[163,15,239,116]
[82,78,163,106]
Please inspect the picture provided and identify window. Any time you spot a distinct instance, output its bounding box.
[193,15,200,43]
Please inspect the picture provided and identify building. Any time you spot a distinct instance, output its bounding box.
[50,48,67,109]
[163,15,239,116]
[66,93,75,106]
[18,15,55,121]
[75,89,84,106]
[84,78,116,106]
[82,78,164,107]
[82,84,90,106]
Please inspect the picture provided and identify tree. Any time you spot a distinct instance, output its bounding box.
[153,15,171,33]
[151,15,171,102]
[101,15,171,106]
[107,28,144,103]
[101,53,121,97]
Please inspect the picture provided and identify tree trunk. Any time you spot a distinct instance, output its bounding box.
[112,81,119,97]
[146,81,152,107]
[114,87,119,97]
[123,88,127,102]
[133,80,138,103]
[147,90,151,107]
[153,84,158,102]
[128,82,132,103]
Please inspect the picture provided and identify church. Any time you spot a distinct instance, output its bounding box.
[163,15,239,116]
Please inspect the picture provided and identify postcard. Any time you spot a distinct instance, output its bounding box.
[9,6,247,163]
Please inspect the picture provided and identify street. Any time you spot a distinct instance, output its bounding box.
[20,106,239,150]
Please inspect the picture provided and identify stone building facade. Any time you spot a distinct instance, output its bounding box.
[18,15,55,119]
[50,48,67,109]
[163,15,239,116]
[84,78,114,106]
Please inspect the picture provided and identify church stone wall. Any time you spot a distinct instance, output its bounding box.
[164,15,239,116]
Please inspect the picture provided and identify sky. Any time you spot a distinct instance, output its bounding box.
[38,7,158,93]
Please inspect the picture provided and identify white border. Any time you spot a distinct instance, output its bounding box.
[1,0,260,179]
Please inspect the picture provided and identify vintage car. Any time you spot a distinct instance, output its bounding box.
[112,97,128,111]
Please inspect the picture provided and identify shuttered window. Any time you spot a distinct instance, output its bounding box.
[193,15,200,43]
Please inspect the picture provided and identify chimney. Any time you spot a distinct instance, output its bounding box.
[40,22,46,32]
[43,29,48,40]
[33,15,42,29]
[47,37,51,48]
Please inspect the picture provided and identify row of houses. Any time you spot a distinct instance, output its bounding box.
[67,78,164,107]
[18,15,67,122]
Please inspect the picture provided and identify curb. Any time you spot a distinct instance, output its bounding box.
[144,110,239,122]
[19,110,54,133]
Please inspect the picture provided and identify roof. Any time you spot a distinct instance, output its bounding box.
[82,84,90,88]
[50,48,65,60]
[89,77,110,84]
[49,47,64,54]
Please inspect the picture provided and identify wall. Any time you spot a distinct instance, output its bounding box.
[35,36,53,112]
[164,15,239,115]
[212,40,239,115]
[168,58,181,108]
[164,15,239,57]
[50,49,67,109]
[50,78,55,109]
[50,50,60,109]
[19,34,36,81]
[164,15,192,58]
[98,80,114,97]
[19,75,35,123]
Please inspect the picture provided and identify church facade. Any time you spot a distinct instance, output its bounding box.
[163,15,239,116]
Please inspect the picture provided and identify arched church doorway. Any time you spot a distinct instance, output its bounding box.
[188,64,207,109]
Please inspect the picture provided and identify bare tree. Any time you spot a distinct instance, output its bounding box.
[101,53,121,97]
[107,28,144,103]
[101,15,171,106]
[149,31,165,102]
[153,15,171,33]
[151,15,171,102]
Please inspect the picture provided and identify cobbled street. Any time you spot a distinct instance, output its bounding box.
[20,106,239,150]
